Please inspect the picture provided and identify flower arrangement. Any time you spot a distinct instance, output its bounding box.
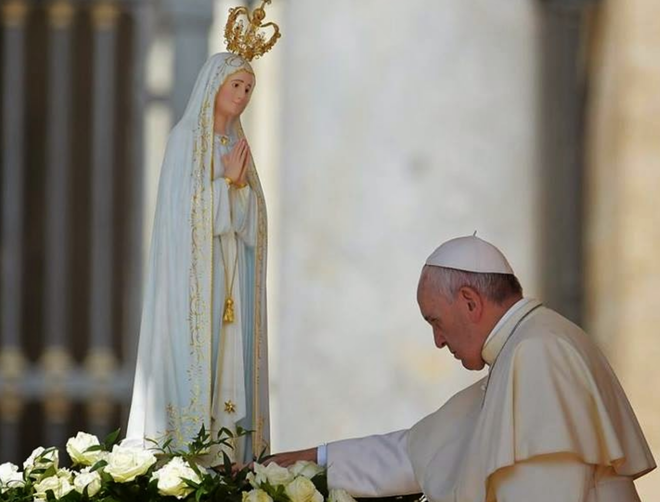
[0,428,356,502]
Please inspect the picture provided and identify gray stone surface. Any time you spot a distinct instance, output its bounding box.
[271,0,543,451]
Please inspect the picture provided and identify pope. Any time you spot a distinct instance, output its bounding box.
[269,235,656,502]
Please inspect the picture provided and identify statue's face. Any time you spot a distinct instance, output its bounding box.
[214,70,255,120]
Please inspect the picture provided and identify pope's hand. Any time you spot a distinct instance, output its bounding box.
[222,139,250,184]
[263,447,318,467]
[211,462,246,475]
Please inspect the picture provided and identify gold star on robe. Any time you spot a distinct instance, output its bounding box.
[224,400,236,414]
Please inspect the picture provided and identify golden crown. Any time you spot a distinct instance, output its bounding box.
[224,0,281,62]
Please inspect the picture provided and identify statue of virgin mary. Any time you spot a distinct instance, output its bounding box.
[126,5,280,462]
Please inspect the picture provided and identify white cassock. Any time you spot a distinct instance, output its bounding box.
[325,299,656,502]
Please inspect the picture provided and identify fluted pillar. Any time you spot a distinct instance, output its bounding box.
[538,2,592,325]
[42,0,76,449]
[122,0,149,387]
[0,0,29,462]
[86,0,120,434]
[586,0,660,496]
[0,388,23,461]
[164,0,214,121]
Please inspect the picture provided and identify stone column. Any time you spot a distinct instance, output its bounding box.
[586,0,660,497]
[86,0,121,435]
[163,0,214,122]
[42,0,76,449]
[0,389,23,461]
[537,2,591,325]
[275,0,542,451]
[120,0,151,424]
[0,0,29,462]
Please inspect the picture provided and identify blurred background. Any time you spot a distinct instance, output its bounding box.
[0,0,658,497]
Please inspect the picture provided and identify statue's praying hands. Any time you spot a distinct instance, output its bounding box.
[222,138,251,186]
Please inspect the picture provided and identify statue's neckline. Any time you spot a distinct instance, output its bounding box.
[214,133,233,146]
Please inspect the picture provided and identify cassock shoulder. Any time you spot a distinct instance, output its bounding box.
[510,326,595,386]
[486,310,655,477]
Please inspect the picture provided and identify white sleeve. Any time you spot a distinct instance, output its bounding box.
[488,453,593,502]
[230,185,257,246]
[327,430,420,498]
[317,444,328,467]
[212,178,232,236]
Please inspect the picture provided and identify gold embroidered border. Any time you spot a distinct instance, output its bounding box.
[238,121,269,452]
[167,63,225,447]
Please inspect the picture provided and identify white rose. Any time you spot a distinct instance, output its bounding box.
[262,462,294,486]
[0,463,24,493]
[328,489,357,502]
[34,475,74,501]
[246,471,258,488]
[289,461,324,480]
[66,432,103,466]
[247,464,268,488]
[24,447,59,477]
[0,462,18,482]
[242,489,274,502]
[57,468,74,482]
[74,469,102,497]
[103,445,157,483]
[151,457,202,499]
[285,476,324,502]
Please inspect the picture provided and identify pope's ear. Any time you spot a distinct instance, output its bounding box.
[458,286,482,317]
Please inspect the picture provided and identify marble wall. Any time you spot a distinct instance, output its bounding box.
[271,0,543,450]
[586,0,660,496]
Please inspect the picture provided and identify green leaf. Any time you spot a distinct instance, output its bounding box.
[145,437,160,447]
[42,465,57,479]
[91,459,108,472]
[183,478,201,490]
[222,452,233,473]
[102,429,121,449]
[61,489,82,502]
[188,461,203,479]
[312,473,328,496]
[255,444,270,463]
[100,470,114,484]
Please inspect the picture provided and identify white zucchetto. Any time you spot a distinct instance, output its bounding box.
[426,235,514,274]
